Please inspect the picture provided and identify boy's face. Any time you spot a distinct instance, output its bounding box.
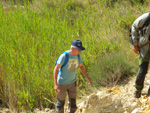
[74,47,81,55]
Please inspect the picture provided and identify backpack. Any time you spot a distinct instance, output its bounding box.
[55,51,80,73]
[129,12,150,47]
[139,12,150,31]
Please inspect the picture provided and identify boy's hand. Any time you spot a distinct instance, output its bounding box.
[55,84,60,93]
[88,78,93,85]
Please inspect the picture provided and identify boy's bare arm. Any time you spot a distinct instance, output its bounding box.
[54,63,61,93]
[79,64,93,85]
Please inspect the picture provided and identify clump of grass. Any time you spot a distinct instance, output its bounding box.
[130,0,145,4]
[89,52,137,87]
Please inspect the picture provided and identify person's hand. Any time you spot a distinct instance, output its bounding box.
[88,78,93,85]
[54,84,60,93]
[133,45,139,54]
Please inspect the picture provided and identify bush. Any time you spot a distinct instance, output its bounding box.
[89,52,137,87]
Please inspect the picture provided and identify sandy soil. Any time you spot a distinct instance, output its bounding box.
[75,71,150,113]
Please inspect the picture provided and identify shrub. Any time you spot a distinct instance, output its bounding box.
[89,52,137,87]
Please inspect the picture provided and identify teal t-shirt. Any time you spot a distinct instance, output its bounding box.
[57,51,83,85]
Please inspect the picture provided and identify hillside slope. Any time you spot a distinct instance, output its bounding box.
[75,72,150,113]
[33,71,150,113]
[1,73,150,113]
[1,1,150,112]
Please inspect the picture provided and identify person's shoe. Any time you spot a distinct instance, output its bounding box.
[134,90,141,98]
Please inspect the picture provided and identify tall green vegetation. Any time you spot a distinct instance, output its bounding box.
[0,0,149,111]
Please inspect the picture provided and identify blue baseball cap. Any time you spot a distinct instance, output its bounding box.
[71,40,85,51]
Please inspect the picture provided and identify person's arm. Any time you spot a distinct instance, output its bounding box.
[132,45,139,54]
[131,12,150,54]
[131,19,141,54]
[132,25,139,46]
[54,63,61,93]
[79,63,93,85]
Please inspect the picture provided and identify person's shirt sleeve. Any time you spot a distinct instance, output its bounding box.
[132,12,150,45]
[79,54,83,64]
[57,53,65,66]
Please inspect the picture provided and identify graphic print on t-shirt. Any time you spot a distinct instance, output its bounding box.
[67,59,78,72]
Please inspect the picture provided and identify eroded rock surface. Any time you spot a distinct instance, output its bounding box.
[76,75,150,113]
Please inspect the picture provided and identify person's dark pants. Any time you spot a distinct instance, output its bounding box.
[135,47,150,92]
[56,82,77,113]
[135,62,149,91]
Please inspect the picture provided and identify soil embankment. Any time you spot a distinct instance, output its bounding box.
[75,73,150,113]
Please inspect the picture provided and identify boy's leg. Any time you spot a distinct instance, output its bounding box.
[56,98,65,113]
[56,84,68,113]
[67,82,77,113]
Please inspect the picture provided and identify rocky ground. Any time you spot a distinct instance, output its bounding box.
[1,73,150,113]
[75,73,150,113]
